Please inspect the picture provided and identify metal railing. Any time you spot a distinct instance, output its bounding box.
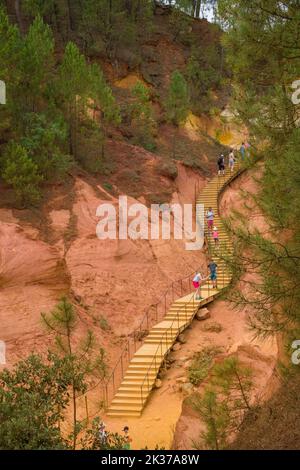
[102,268,208,407]
[102,155,247,409]
[138,161,247,407]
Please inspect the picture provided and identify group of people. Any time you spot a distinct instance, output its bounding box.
[206,207,219,246]
[192,143,251,299]
[217,142,250,176]
[193,259,218,300]
[192,207,220,299]
[217,148,235,176]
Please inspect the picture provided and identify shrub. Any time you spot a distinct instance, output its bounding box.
[99,316,110,331]
[2,142,42,206]
[188,346,222,386]
[103,182,113,191]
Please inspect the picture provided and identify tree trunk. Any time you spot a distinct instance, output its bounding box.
[14,0,25,35]
[66,322,77,450]
[195,0,201,18]
[66,0,74,34]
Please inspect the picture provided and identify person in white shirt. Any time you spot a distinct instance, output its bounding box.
[228,149,235,173]
[193,272,203,300]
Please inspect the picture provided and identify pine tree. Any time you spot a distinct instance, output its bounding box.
[2,141,42,206]
[17,14,55,114]
[57,42,90,159]
[217,0,300,344]
[165,70,189,157]
[21,112,72,179]
[130,82,157,150]
[57,42,120,163]
[191,390,231,450]
[41,297,107,449]
[212,357,253,411]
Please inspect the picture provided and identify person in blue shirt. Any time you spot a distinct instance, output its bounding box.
[208,259,218,289]
[240,142,246,160]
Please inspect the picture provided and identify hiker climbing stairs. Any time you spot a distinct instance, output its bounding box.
[106,166,240,417]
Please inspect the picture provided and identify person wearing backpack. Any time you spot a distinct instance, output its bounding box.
[217,154,225,176]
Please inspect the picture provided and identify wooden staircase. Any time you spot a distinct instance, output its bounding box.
[106,167,239,417]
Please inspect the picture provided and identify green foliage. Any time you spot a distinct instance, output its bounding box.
[2,142,42,205]
[16,15,55,114]
[42,297,108,449]
[76,118,104,173]
[211,357,253,410]
[89,63,121,125]
[80,417,127,450]
[57,41,120,160]
[0,353,73,450]
[130,82,157,150]
[0,351,114,450]
[186,45,223,114]
[99,316,111,331]
[169,1,193,44]
[80,0,153,57]
[21,112,72,179]
[0,6,20,79]
[0,8,120,204]
[188,346,221,386]
[103,182,113,191]
[165,70,189,126]
[191,390,231,450]
[23,0,55,17]
[216,1,300,342]
[190,356,254,449]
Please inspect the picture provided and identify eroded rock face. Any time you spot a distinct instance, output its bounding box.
[0,218,69,366]
[172,345,277,450]
[0,161,207,371]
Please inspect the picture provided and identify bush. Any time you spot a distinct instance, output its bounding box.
[188,346,222,386]
[2,142,42,206]
[99,316,111,331]
[103,182,113,191]
[21,112,72,180]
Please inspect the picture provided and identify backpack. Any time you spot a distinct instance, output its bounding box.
[218,156,223,165]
